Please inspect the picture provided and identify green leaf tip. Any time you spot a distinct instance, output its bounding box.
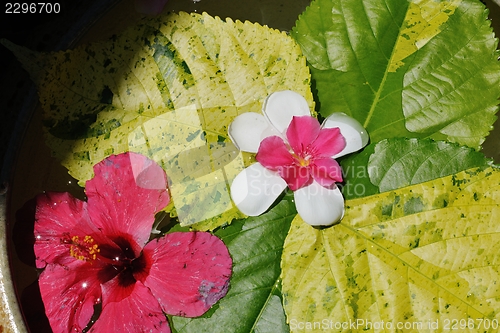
[171,197,296,333]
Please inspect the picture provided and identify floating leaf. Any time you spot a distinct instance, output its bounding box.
[2,12,313,229]
[368,138,493,193]
[341,138,492,199]
[170,196,296,333]
[282,166,500,332]
[292,0,500,149]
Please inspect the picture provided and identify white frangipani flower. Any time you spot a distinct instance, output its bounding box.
[228,90,369,226]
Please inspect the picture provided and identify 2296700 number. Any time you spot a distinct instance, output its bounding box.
[5,3,60,14]
[443,318,499,330]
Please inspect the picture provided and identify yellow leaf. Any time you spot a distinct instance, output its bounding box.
[8,12,313,230]
[389,0,461,72]
[282,166,500,332]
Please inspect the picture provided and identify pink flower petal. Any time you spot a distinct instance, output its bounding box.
[311,127,346,157]
[34,192,100,268]
[322,113,369,158]
[279,165,312,191]
[142,232,232,317]
[85,152,169,255]
[38,261,103,333]
[256,136,294,169]
[286,116,321,155]
[310,158,343,187]
[91,281,169,333]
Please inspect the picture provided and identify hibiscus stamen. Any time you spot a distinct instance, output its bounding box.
[69,235,100,262]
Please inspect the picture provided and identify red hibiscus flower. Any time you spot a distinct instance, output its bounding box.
[34,152,232,333]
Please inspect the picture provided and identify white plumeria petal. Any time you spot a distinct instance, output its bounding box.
[228,112,277,153]
[322,112,369,158]
[294,182,344,226]
[263,90,311,134]
[230,162,287,216]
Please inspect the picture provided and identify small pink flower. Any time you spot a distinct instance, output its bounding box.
[256,115,345,191]
[228,90,369,226]
[34,152,232,333]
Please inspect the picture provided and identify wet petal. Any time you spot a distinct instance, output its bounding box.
[279,165,312,191]
[34,192,98,268]
[322,113,369,158]
[93,281,169,333]
[85,152,170,253]
[228,112,279,153]
[256,136,294,169]
[263,90,311,134]
[311,127,346,157]
[310,158,343,187]
[230,163,287,216]
[286,116,320,155]
[142,232,232,317]
[38,261,102,333]
[294,182,344,226]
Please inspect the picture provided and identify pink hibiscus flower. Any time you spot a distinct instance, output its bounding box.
[228,90,369,226]
[34,152,232,333]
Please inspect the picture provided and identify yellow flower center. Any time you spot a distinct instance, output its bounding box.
[298,156,310,167]
[69,235,100,262]
[292,151,311,167]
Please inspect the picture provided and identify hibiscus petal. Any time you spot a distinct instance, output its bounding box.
[38,261,103,333]
[263,90,311,134]
[310,158,343,187]
[322,113,369,158]
[92,281,169,333]
[230,163,287,216]
[256,136,294,169]
[311,127,346,157]
[85,152,170,253]
[228,112,279,153]
[294,182,344,226]
[142,232,232,317]
[34,192,99,268]
[286,116,321,155]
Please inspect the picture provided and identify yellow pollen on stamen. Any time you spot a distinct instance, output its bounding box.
[292,152,311,167]
[69,235,100,262]
[298,157,310,167]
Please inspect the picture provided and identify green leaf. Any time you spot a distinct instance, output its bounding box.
[2,12,313,230]
[282,166,500,332]
[368,138,493,193]
[170,196,296,333]
[340,138,492,199]
[292,0,500,149]
[339,142,378,200]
